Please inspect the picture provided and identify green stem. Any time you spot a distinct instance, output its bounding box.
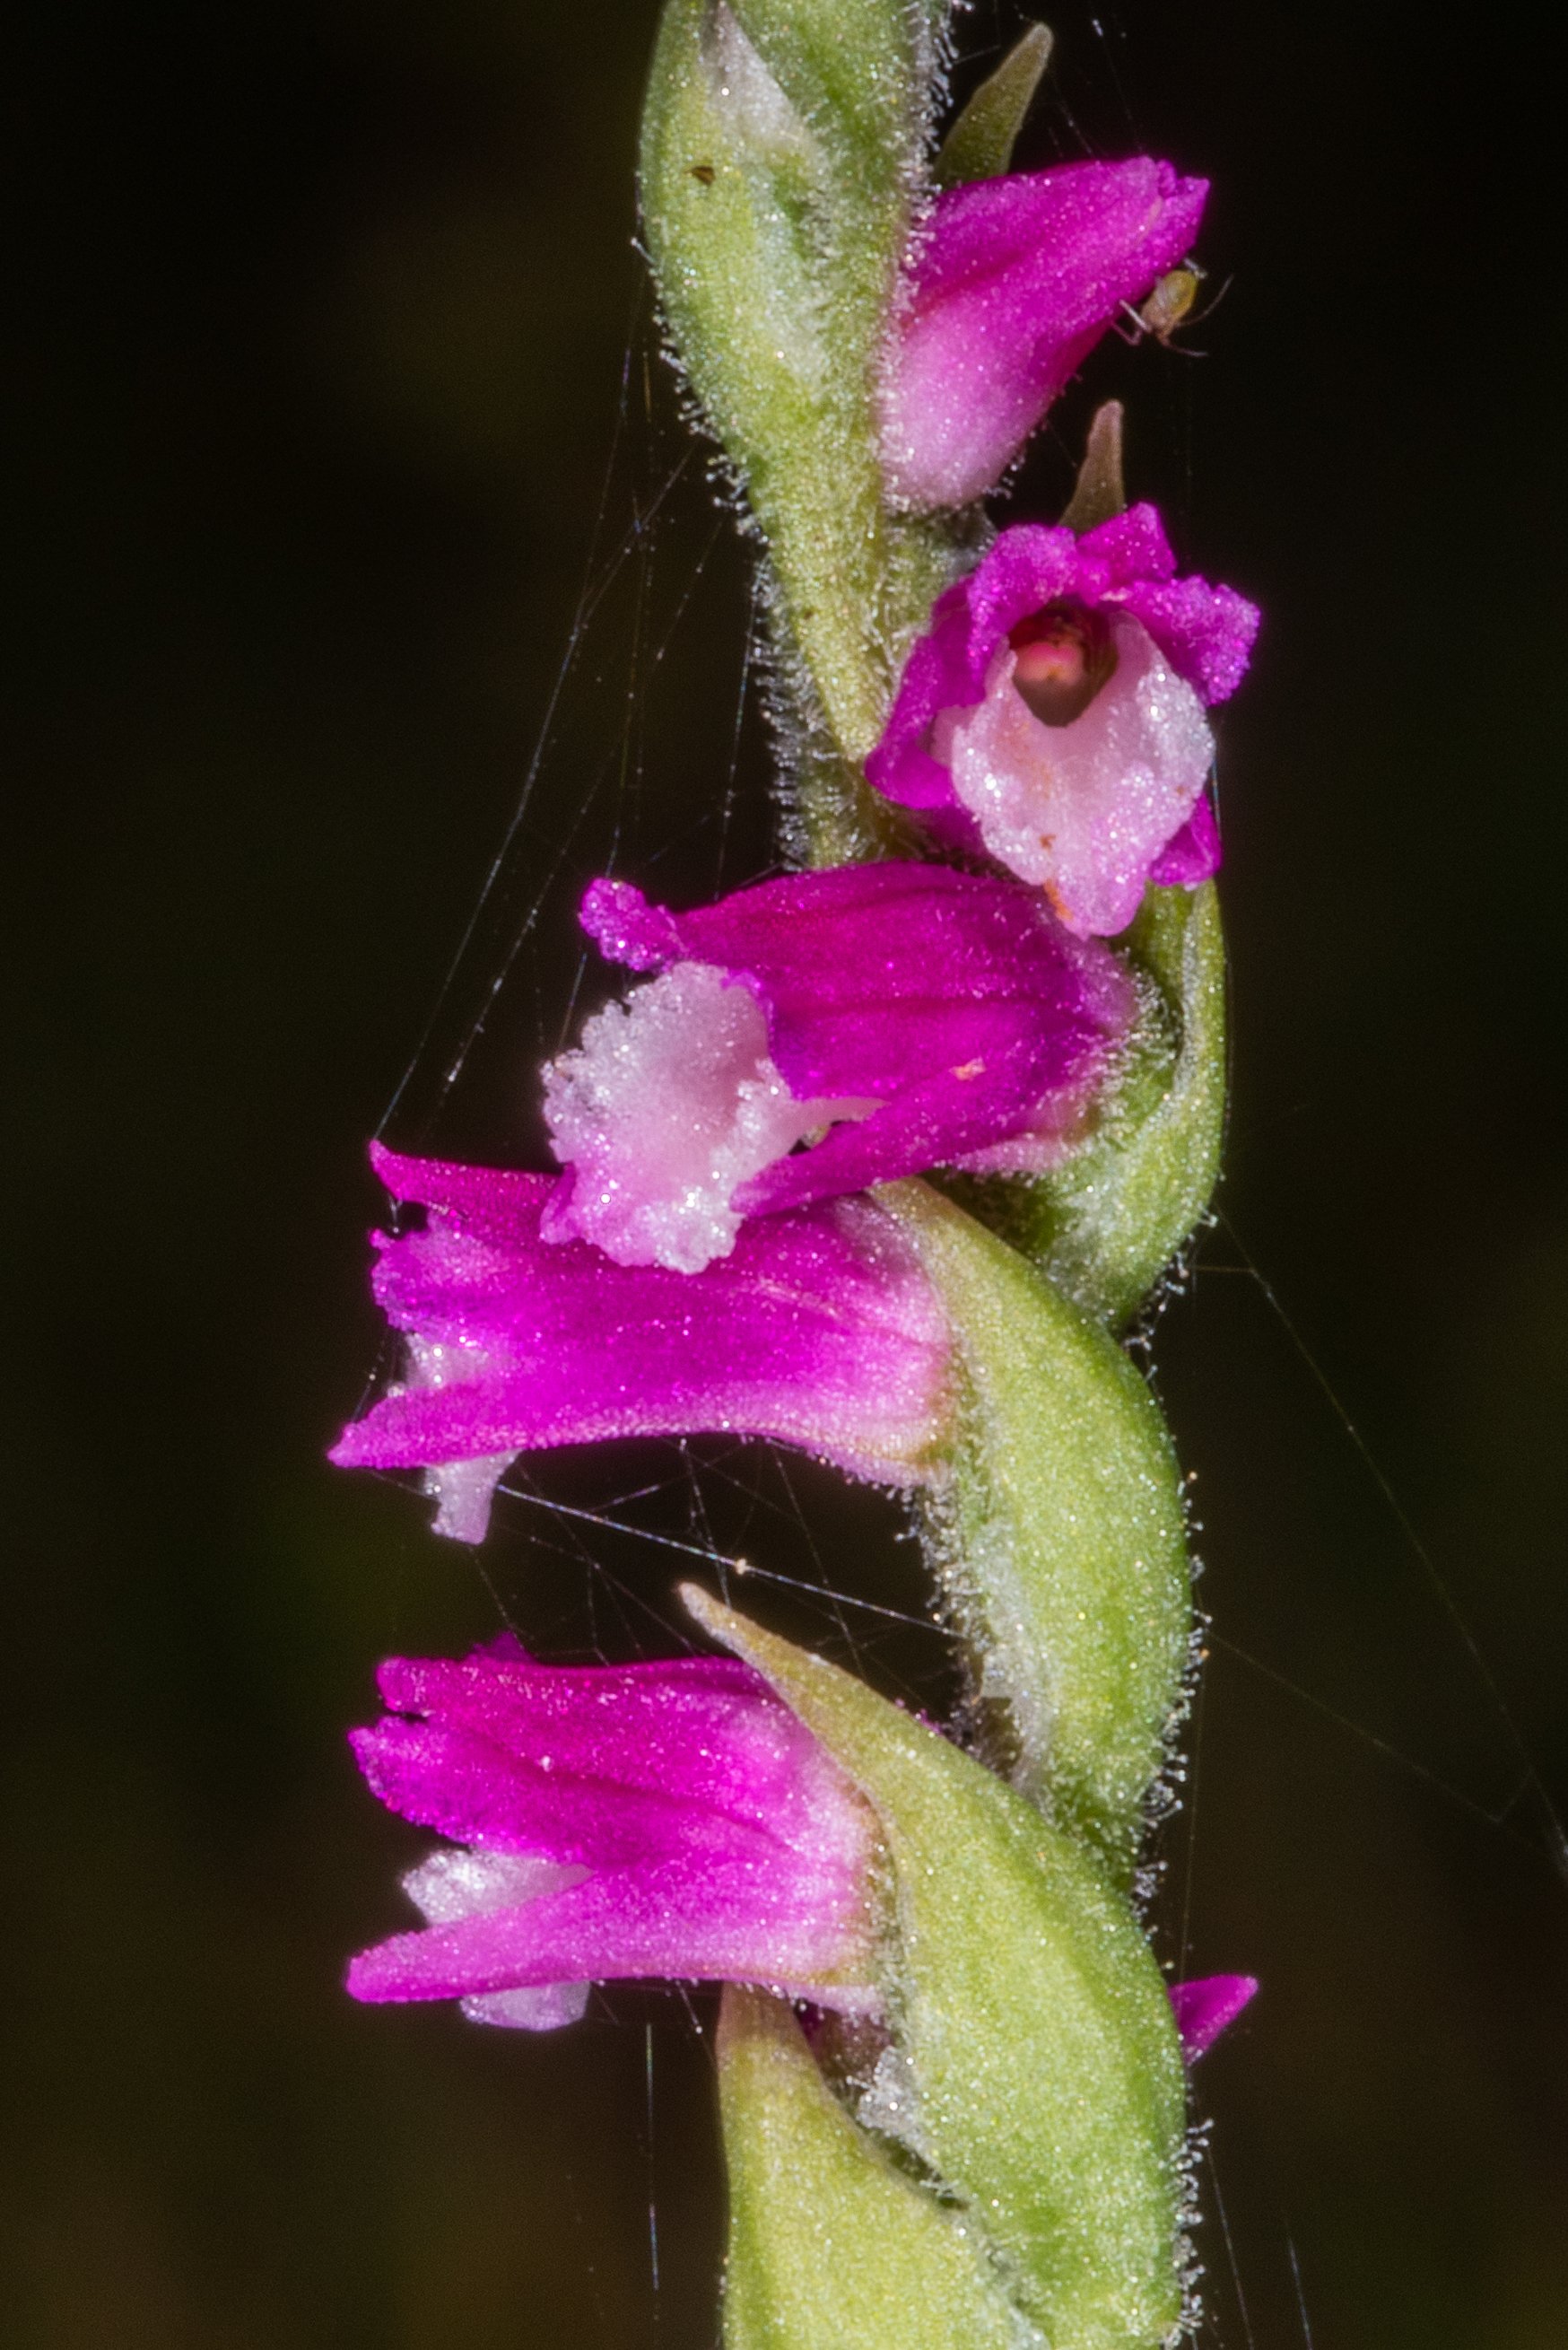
[640,10,1228,2345]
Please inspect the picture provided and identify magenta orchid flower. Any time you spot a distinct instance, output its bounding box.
[328,1143,953,1542]
[1169,1971,1259,2061]
[539,861,1137,1272]
[347,1640,880,2023]
[866,505,1260,935]
[345,1631,1250,2054]
[880,158,1208,511]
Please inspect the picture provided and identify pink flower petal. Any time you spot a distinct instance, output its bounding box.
[1170,1972,1259,2061]
[345,1647,878,2023]
[867,510,1259,929]
[546,863,1135,1265]
[330,1147,954,1539]
[881,160,1208,510]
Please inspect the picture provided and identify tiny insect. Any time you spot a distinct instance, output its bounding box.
[1115,258,1231,354]
[689,160,717,186]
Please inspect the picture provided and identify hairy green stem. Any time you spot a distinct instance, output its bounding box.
[640,9,1225,2345]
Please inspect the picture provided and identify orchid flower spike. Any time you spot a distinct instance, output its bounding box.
[328,1143,953,1542]
[540,861,1137,1273]
[881,158,1208,511]
[347,1640,880,2024]
[866,504,1260,935]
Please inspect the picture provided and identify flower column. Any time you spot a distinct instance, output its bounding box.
[638,6,1257,2346]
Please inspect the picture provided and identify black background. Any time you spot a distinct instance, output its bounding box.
[7,2,1567,2343]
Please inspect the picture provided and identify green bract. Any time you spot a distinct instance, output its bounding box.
[1010,882,1228,1328]
[691,1594,1189,2350]
[640,0,968,854]
[882,1182,1191,1880]
[719,1988,1034,2350]
[933,22,1053,189]
[640,0,910,756]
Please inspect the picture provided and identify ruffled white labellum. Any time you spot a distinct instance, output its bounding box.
[543,963,875,1273]
[402,1848,591,2031]
[936,610,1215,937]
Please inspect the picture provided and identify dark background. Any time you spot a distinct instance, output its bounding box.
[7,1,1567,2343]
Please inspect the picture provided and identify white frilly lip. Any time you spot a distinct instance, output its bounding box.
[935,608,1215,936]
[401,1848,591,2031]
[542,962,873,1273]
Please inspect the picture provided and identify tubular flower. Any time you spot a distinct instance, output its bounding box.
[1170,1971,1259,2061]
[328,1143,953,1542]
[347,1641,880,2023]
[880,158,1208,511]
[865,506,1260,935]
[540,861,1137,1273]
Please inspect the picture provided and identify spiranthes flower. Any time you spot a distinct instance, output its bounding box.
[880,158,1209,511]
[346,1640,880,2022]
[540,860,1137,1272]
[346,1635,1256,2057]
[866,506,1260,935]
[329,1144,953,1541]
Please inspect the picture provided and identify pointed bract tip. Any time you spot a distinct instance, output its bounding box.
[681,1580,735,1646]
[1060,400,1127,534]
